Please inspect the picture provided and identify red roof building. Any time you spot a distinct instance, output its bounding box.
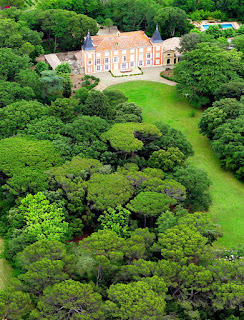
[81,27,181,74]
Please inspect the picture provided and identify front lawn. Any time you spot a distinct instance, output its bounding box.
[111,81,244,248]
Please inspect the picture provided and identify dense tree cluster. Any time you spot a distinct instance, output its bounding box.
[174,42,243,107]
[175,30,244,183]
[1,78,242,318]
[199,98,244,180]
[0,1,243,319]
[0,7,98,52]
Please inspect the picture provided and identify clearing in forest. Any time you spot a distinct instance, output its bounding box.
[111,81,244,248]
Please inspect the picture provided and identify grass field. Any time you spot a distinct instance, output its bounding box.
[112,81,244,248]
[0,238,12,290]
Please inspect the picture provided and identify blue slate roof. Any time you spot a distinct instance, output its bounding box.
[151,25,163,43]
[82,31,95,51]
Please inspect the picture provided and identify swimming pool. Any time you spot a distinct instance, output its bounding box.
[203,23,234,30]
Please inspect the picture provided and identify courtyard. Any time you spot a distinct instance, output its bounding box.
[90,66,177,91]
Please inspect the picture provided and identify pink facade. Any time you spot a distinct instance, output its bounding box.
[81,29,180,74]
[82,43,164,74]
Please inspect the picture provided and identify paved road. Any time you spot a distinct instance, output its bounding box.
[94,66,177,91]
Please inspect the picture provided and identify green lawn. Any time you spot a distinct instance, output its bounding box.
[0,238,12,290]
[111,81,244,248]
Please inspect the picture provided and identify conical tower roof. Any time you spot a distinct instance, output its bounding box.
[82,31,95,51]
[151,25,163,43]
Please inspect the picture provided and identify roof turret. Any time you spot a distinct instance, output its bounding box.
[82,31,95,51]
[151,25,163,43]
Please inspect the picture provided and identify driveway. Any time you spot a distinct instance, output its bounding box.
[92,66,177,91]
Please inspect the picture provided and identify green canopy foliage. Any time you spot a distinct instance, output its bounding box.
[155,6,190,38]
[148,147,185,171]
[127,191,176,227]
[101,122,161,153]
[105,277,167,320]
[0,137,62,195]
[114,102,143,123]
[0,18,42,55]
[158,224,209,265]
[0,47,30,81]
[0,288,32,320]
[103,89,128,106]
[199,98,244,139]
[174,43,243,107]
[86,173,134,211]
[211,116,244,180]
[31,280,103,319]
[0,80,34,108]
[21,116,65,141]
[170,165,212,211]
[98,206,131,237]
[19,192,69,242]
[81,90,113,120]
[19,9,98,51]
[0,100,49,139]
[15,69,42,100]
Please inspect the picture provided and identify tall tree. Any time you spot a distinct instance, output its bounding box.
[0,137,62,195]
[199,98,243,139]
[127,191,176,227]
[40,70,65,103]
[104,277,167,320]
[0,47,30,81]
[170,165,212,211]
[30,280,103,320]
[0,100,49,139]
[0,81,34,108]
[101,122,161,154]
[155,6,190,38]
[158,224,209,265]
[148,147,185,171]
[19,192,69,242]
[174,43,243,106]
[0,288,32,320]
[86,173,134,211]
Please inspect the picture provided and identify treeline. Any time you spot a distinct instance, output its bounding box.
[199,97,244,181]
[2,0,244,44]
[0,7,98,52]
[0,2,243,319]
[1,80,244,318]
[0,51,243,317]
[172,28,244,180]
[1,14,243,316]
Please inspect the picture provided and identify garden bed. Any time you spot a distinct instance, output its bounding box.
[160,69,177,81]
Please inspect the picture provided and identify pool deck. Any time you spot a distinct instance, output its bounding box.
[193,20,240,31]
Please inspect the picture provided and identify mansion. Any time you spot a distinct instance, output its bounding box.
[81,27,181,74]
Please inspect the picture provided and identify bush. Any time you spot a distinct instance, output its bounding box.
[56,63,72,74]
[81,75,99,90]
[35,61,50,75]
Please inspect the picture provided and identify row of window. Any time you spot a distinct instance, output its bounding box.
[87,46,162,59]
[88,53,161,66]
[87,59,163,72]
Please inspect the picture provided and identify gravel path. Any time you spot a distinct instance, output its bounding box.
[93,66,177,91]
